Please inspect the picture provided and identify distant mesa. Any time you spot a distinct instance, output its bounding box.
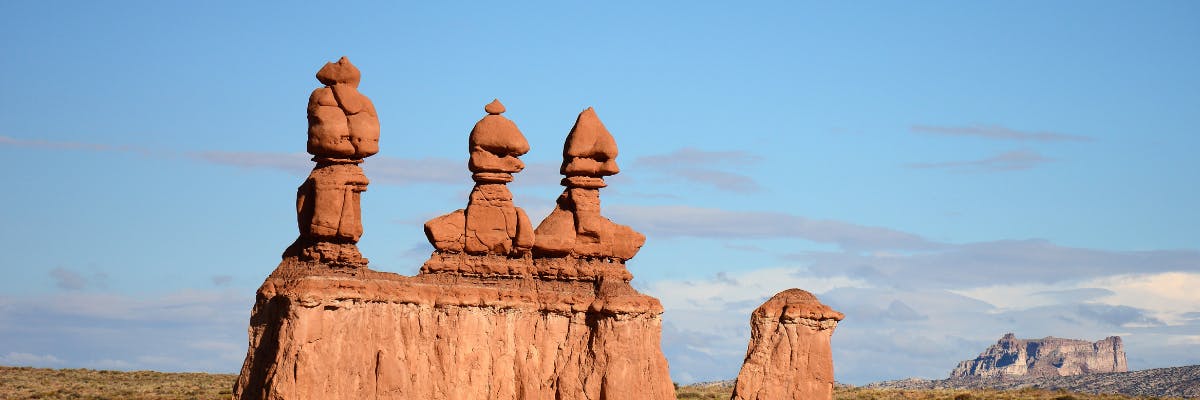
[950,333,1128,379]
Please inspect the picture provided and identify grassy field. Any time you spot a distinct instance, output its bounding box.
[0,366,1188,400]
[0,366,234,400]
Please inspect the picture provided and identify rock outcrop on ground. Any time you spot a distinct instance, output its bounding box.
[730,289,845,400]
[866,365,1200,398]
[233,66,674,400]
[950,333,1128,379]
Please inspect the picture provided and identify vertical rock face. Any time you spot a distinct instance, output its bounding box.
[731,289,844,400]
[950,333,1128,379]
[285,56,379,268]
[233,81,674,400]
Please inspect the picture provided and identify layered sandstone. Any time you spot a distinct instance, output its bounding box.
[950,333,1128,379]
[233,260,673,400]
[234,84,674,399]
[731,289,845,400]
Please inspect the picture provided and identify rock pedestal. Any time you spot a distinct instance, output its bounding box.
[234,93,674,399]
[731,289,844,400]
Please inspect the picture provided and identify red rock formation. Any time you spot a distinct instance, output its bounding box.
[731,289,844,400]
[533,108,645,264]
[422,100,536,275]
[234,91,675,399]
[285,56,379,268]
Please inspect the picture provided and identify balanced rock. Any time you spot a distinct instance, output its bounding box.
[235,89,675,399]
[731,289,845,400]
[422,100,536,274]
[285,56,379,267]
[533,107,645,266]
[950,333,1128,379]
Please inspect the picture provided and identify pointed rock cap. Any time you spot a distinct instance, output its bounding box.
[469,99,530,156]
[316,56,361,87]
[484,99,505,115]
[564,107,618,160]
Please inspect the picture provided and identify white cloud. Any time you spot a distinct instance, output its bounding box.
[610,205,937,251]
[910,124,1091,142]
[0,288,252,373]
[647,267,868,311]
[906,149,1052,172]
[0,352,64,366]
[953,272,1200,326]
[632,147,764,193]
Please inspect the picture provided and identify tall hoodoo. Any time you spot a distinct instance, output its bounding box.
[533,107,645,279]
[422,99,537,274]
[286,56,379,267]
[732,289,845,400]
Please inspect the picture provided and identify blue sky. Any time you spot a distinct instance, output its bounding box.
[1,1,1198,385]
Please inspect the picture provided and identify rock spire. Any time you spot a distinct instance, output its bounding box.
[284,56,379,267]
[533,107,645,263]
[422,100,536,274]
[731,289,845,400]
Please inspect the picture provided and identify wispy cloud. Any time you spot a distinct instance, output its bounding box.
[0,135,157,154]
[911,124,1091,142]
[609,205,938,251]
[0,135,488,186]
[633,147,764,193]
[0,288,252,373]
[0,352,65,367]
[795,240,1200,289]
[906,149,1051,172]
[635,147,764,167]
[48,267,108,291]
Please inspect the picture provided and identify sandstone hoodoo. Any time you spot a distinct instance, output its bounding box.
[233,63,675,399]
[285,56,380,268]
[421,99,536,274]
[950,333,1128,379]
[731,289,845,400]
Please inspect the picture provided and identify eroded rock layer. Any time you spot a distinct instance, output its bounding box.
[950,333,1128,379]
[731,289,844,400]
[233,260,674,400]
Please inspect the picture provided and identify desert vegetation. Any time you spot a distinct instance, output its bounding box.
[0,366,1189,400]
[0,366,233,399]
[673,383,1188,400]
